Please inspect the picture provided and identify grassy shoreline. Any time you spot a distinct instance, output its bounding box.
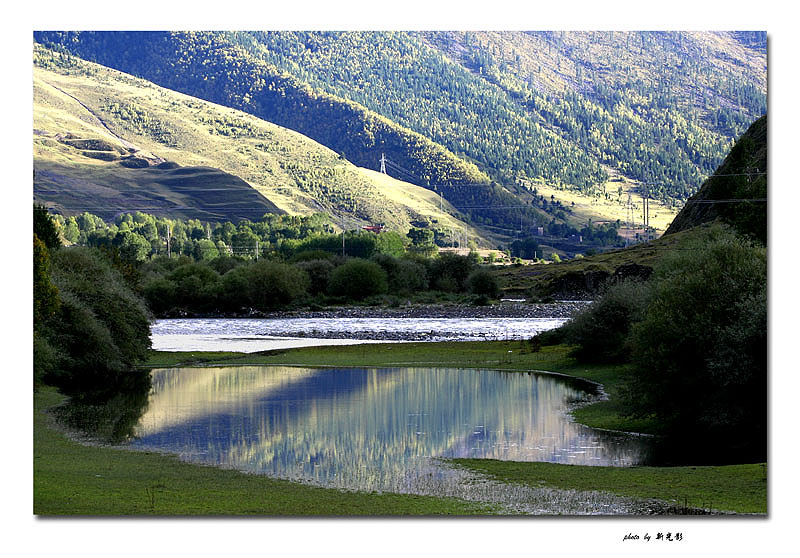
[34,341,767,515]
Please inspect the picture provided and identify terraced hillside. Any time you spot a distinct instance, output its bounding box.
[33,45,480,240]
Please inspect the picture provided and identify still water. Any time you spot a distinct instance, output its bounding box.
[130,366,649,498]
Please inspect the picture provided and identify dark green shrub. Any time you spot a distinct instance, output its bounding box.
[245,261,310,309]
[220,265,252,310]
[296,259,335,295]
[290,249,337,263]
[141,277,177,315]
[167,262,221,311]
[206,255,246,275]
[43,247,152,399]
[466,268,501,299]
[559,279,651,364]
[327,258,388,300]
[34,204,61,249]
[391,258,428,294]
[428,252,475,292]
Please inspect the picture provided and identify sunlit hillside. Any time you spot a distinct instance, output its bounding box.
[33,45,479,240]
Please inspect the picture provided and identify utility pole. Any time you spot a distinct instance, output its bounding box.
[255,239,259,261]
[380,153,386,174]
[625,193,633,247]
[167,224,171,258]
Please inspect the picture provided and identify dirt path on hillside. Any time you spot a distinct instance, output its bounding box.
[44,80,164,164]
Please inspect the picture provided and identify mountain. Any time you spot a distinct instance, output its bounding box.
[664,114,767,243]
[32,31,766,243]
[33,44,481,241]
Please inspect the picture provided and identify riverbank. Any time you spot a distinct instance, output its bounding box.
[157,300,589,320]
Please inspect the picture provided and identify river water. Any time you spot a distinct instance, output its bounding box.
[150,316,569,352]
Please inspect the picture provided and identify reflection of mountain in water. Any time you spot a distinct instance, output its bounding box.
[131,366,649,492]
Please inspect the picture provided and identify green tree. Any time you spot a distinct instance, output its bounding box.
[113,230,151,262]
[193,238,220,261]
[559,279,652,363]
[623,225,766,463]
[328,259,388,300]
[43,248,152,399]
[33,235,59,329]
[34,205,61,249]
[34,234,60,388]
[428,252,475,292]
[244,261,310,310]
[295,259,335,295]
[406,228,436,255]
[466,268,501,299]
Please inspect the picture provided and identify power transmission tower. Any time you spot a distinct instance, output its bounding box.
[380,153,386,174]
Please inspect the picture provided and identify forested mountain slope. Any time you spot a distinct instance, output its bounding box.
[33,31,766,240]
[33,44,480,239]
[665,114,767,243]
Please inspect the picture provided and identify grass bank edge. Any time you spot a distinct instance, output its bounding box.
[449,459,767,515]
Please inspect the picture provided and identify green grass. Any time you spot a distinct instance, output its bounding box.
[34,387,492,516]
[450,459,767,514]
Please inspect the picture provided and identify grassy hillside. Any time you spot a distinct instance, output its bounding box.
[33,31,765,246]
[33,44,478,239]
[494,225,705,299]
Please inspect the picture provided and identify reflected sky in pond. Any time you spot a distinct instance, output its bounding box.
[130,366,649,494]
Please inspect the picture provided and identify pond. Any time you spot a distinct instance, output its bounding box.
[150,317,569,352]
[125,365,652,513]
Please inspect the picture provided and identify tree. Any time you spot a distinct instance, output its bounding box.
[466,268,501,299]
[327,258,388,300]
[559,279,651,363]
[193,238,220,261]
[34,234,60,388]
[623,225,766,463]
[33,235,59,329]
[406,227,436,255]
[113,230,151,262]
[244,261,310,309]
[42,248,152,400]
[428,252,475,292]
[34,205,61,249]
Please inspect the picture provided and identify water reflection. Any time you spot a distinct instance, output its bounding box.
[55,368,152,444]
[130,366,649,493]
